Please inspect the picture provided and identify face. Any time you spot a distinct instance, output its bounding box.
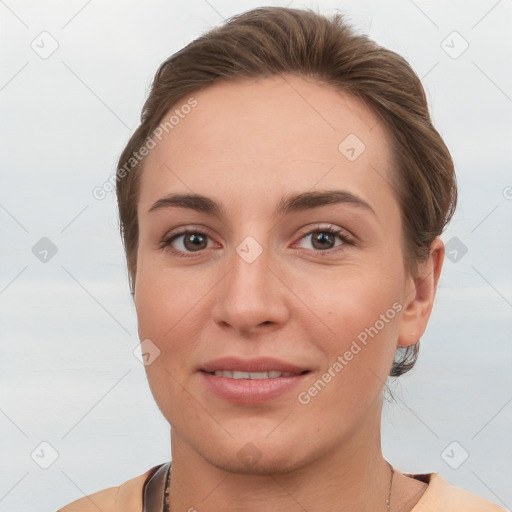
[134,74,424,473]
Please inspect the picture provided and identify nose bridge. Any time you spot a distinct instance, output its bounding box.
[212,236,289,333]
[233,240,271,294]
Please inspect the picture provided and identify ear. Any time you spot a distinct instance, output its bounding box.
[397,237,445,348]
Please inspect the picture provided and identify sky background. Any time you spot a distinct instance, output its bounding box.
[1,0,511,510]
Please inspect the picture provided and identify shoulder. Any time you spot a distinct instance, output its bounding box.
[410,473,507,511]
[57,464,165,512]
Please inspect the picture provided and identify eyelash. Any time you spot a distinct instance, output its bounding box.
[159,225,354,258]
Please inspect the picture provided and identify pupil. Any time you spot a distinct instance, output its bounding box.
[185,233,206,251]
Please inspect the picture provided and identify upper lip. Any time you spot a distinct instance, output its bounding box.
[200,357,309,374]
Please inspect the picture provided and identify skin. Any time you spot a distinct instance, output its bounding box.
[134,74,444,511]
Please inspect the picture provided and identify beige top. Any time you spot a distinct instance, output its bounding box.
[57,463,507,512]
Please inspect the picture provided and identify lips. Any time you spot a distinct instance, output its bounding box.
[199,357,310,404]
[200,356,309,376]
[212,370,299,379]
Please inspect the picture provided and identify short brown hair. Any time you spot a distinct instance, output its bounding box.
[115,6,457,376]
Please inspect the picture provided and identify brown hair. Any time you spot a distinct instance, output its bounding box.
[115,6,457,376]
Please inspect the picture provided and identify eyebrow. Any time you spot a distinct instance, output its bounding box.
[147,190,375,217]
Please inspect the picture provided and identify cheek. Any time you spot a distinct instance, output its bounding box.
[134,262,210,383]
[309,265,402,334]
[310,270,402,388]
[136,260,197,338]
[134,266,201,422]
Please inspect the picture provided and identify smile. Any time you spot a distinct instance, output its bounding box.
[209,370,304,379]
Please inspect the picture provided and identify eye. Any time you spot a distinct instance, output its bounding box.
[159,224,353,258]
[295,225,352,254]
[159,228,217,257]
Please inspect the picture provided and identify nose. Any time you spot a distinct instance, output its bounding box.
[211,243,291,337]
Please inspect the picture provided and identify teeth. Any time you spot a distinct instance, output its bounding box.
[212,370,296,379]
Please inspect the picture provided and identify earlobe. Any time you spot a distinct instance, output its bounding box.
[397,237,445,348]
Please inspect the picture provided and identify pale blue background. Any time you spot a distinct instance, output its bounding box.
[1,1,511,510]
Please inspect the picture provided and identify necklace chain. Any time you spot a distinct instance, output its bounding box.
[164,461,394,511]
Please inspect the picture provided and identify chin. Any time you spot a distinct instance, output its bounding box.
[204,445,306,476]
[193,428,321,476]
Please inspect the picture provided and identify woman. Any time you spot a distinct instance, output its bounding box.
[58,6,506,511]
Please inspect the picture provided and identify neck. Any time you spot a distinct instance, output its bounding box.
[168,401,395,512]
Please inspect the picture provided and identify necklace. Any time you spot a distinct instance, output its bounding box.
[386,461,395,511]
[163,461,394,511]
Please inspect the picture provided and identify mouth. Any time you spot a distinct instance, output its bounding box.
[200,356,309,375]
[202,370,310,379]
[198,357,311,404]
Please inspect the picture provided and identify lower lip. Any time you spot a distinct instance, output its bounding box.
[200,371,309,405]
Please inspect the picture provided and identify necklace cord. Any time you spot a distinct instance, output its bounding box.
[386,462,395,512]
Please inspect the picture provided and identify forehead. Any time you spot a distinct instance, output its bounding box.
[139,74,396,216]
